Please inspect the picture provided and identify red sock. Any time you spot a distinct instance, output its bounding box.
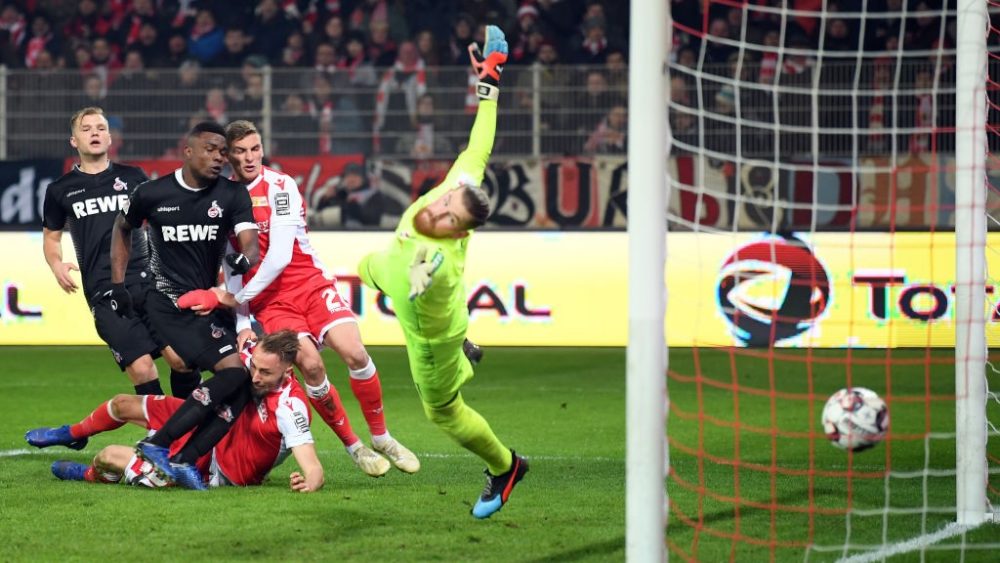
[308,386,360,447]
[70,401,125,439]
[350,374,387,436]
[83,466,119,484]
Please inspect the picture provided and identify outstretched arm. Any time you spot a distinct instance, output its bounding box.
[441,25,507,189]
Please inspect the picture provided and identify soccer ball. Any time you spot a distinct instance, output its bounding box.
[821,387,889,452]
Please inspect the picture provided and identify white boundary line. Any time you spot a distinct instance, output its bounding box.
[835,522,979,563]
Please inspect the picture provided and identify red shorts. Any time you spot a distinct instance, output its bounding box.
[142,395,210,473]
[252,281,356,345]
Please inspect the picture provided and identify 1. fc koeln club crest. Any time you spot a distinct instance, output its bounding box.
[210,323,225,339]
[716,234,830,347]
[207,200,223,218]
[113,177,127,191]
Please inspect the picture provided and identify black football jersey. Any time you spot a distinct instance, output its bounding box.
[122,169,256,302]
[42,162,150,299]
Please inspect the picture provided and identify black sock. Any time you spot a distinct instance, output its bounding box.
[170,370,202,399]
[146,367,249,448]
[134,380,164,395]
[172,385,252,464]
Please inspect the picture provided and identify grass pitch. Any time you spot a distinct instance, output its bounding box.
[1,346,998,562]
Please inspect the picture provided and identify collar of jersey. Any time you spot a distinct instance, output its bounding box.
[174,169,209,192]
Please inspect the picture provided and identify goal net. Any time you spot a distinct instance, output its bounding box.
[662,0,1000,559]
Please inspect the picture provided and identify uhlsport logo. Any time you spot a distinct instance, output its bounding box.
[716,234,830,346]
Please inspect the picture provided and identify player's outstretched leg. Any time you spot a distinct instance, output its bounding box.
[50,460,90,481]
[372,436,420,474]
[471,450,529,519]
[25,425,88,450]
[348,443,391,477]
[134,440,176,483]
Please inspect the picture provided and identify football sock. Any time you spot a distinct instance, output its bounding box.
[349,359,387,437]
[170,369,202,399]
[70,400,125,439]
[171,385,251,464]
[147,367,249,448]
[423,392,511,476]
[134,379,163,396]
[306,376,360,447]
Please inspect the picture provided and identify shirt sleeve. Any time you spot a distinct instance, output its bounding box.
[234,221,295,304]
[276,396,314,449]
[269,175,303,228]
[41,182,66,231]
[122,181,147,228]
[230,185,257,235]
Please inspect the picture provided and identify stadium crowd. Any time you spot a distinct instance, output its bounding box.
[0,0,630,159]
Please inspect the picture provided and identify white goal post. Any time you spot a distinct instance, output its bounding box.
[955,0,991,527]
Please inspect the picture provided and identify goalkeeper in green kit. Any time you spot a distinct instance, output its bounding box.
[358,25,527,519]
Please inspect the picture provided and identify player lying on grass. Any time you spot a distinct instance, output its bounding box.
[357,25,528,519]
[25,331,323,492]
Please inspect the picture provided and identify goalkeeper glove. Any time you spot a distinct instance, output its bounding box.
[106,283,134,318]
[225,252,251,275]
[469,25,508,101]
[408,245,442,301]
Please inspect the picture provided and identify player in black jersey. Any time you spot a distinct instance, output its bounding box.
[39,107,198,398]
[110,121,260,490]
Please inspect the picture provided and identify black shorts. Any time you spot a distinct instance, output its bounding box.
[144,290,239,372]
[90,282,161,371]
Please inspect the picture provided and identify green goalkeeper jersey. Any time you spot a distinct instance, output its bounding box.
[361,100,497,342]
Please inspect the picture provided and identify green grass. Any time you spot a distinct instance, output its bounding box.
[0,346,626,562]
[0,346,998,561]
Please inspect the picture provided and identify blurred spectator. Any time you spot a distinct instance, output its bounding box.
[109,49,158,153]
[213,27,251,67]
[583,103,627,155]
[374,41,426,152]
[309,14,346,54]
[313,41,338,76]
[414,29,442,68]
[134,22,166,67]
[89,36,121,88]
[338,31,378,87]
[510,3,541,63]
[75,72,108,110]
[863,58,894,154]
[272,93,318,156]
[188,9,225,65]
[0,4,27,56]
[908,67,934,153]
[705,18,734,64]
[367,18,397,66]
[310,72,367,154]
[309,162,385,228]
[23,12,59,69]
[64,0,112,44]
[349,0,409,43]
[824,18,857,51]
[250,0,294,63]
[446,13,476,66]
[204,86,229,124]
[516,40,571,153]
[280,30,308,67]
[574,70,617,142]
[164,32,189,68]
[573,15,610,64]
[605,47,626,96]
[164,110,211,159]
[117,0,157,48]
[394,93,454,158]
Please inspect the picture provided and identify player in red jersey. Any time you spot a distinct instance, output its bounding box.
[31,331,324,492]
[184,120,418,478]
